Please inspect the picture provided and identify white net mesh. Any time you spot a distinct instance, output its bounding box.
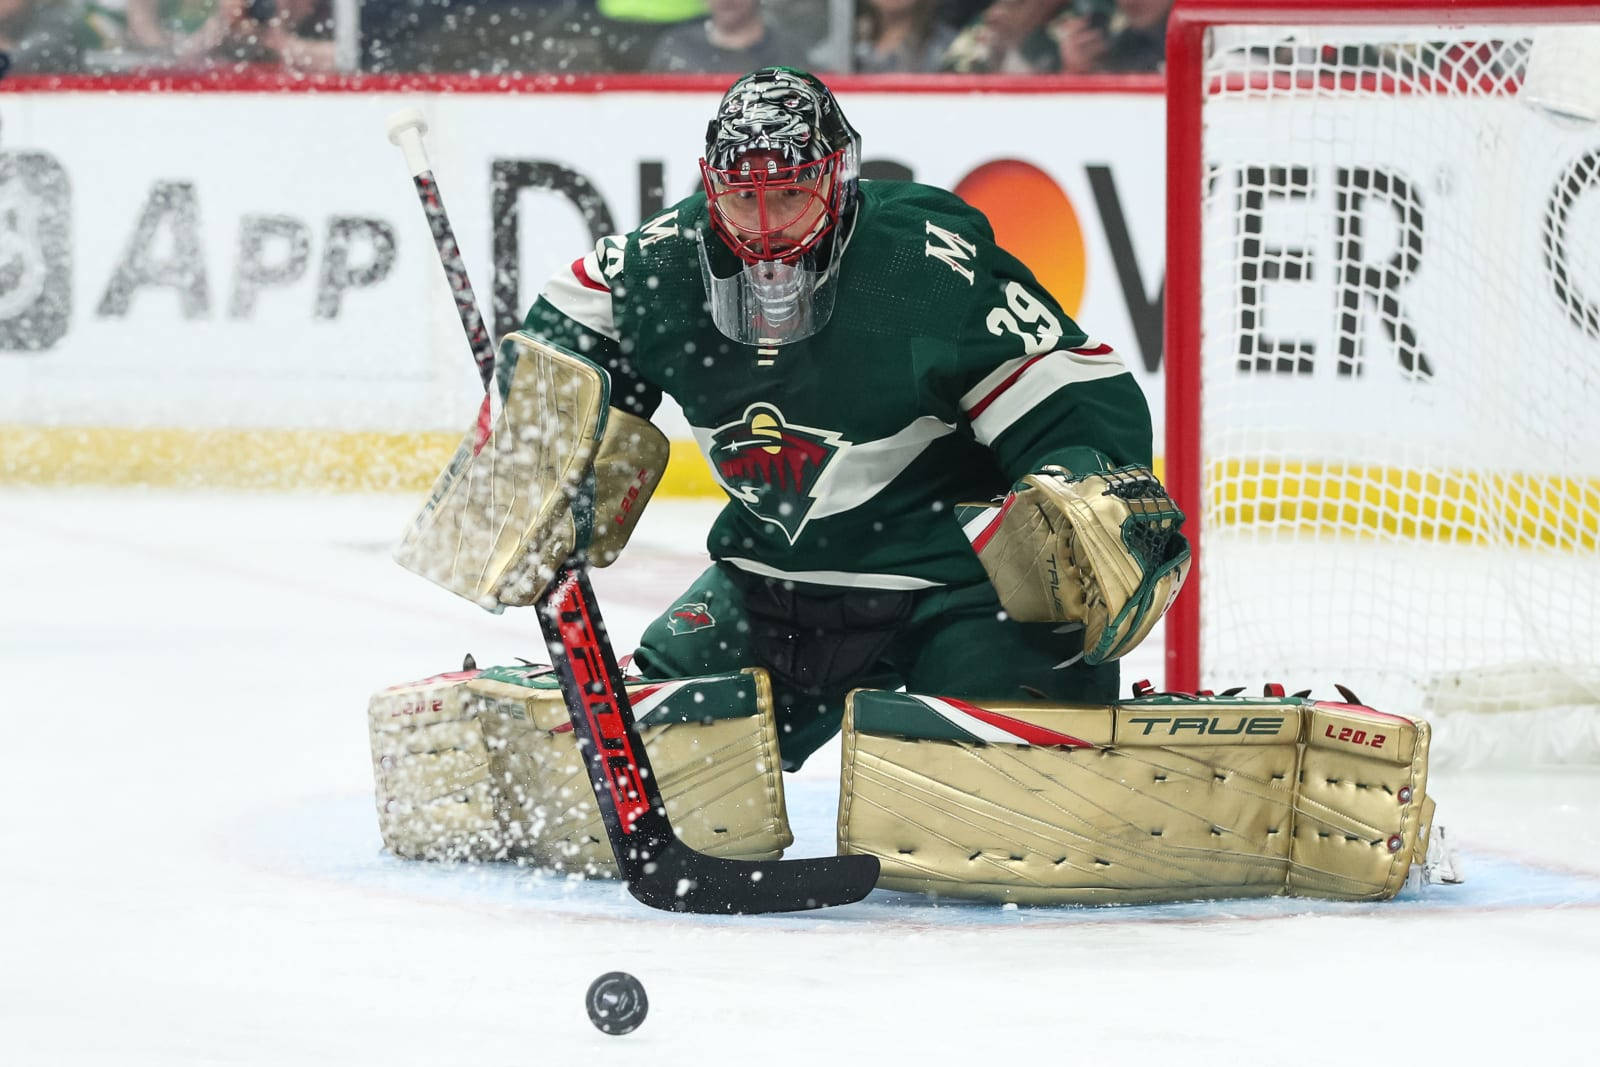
[1196,19,1600,765]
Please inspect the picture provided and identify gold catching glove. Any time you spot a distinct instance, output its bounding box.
[968,465,1191,663]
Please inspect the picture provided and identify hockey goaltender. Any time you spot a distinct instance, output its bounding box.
[368,67,1446,906]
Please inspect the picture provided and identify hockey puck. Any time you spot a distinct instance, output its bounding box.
[586,971,648,1035]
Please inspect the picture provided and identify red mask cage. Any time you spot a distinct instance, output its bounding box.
[700,149,845,265]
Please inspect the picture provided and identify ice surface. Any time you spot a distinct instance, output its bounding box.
[4,490,1599,1065]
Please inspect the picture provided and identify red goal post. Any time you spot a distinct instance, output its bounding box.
[1163,0,1600,754]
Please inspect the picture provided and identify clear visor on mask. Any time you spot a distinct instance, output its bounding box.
[696,236,842,346]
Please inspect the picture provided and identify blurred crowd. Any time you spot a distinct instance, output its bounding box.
[0,0,1174,75]
[0,0,339,71]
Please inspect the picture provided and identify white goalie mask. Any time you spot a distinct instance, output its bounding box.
[697,67,861,346]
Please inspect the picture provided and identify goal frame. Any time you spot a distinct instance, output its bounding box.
[1162,0,1600,693]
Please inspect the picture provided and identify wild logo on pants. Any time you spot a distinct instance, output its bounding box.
[666,601,716,635]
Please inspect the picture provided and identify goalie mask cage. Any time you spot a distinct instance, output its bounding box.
[1164,0,1600,763]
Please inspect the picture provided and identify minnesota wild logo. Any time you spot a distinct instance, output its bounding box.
[708,403,845,543]
[666,601,716,636]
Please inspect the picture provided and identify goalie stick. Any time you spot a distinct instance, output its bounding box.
[384,108,880,914]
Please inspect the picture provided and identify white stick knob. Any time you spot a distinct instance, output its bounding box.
[386,107,432,176]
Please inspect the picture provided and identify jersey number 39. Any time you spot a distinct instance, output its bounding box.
[985,281,1063,356]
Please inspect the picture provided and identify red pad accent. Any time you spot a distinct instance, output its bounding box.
[1311,701,1415,725]
[942,696,1095,748]
[969,495,1015,554]
[542,680,666,735]
[630,683,667,705]
[471,393,493,456]
[383,669,481,691]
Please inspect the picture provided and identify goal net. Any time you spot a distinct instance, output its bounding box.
[1165,2,1600,765]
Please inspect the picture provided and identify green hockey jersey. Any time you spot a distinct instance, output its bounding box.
[524,180,1152,591]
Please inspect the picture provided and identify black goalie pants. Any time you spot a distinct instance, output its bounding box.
[631,562,1118,771]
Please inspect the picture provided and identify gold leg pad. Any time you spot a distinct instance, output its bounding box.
[370,666,791,875]
[839,691,1435,904]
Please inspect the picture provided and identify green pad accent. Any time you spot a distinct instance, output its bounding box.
[953,502,999,527]
[633,677,765,727]
[1093,536,1190,663]
[1087,465,1192,664]
[849,690,985,743]
[475,664,560,688]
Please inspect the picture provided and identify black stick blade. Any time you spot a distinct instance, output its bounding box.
[623,840,880,914]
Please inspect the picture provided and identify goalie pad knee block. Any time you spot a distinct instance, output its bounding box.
[392,331,668,610]
[369,665,791,874]
[965,465,1190,663]
[837,689,1435,905]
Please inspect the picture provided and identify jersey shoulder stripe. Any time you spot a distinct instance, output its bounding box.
[539,241,618,341]
[960,341,1130,446]
[571,254,608,292]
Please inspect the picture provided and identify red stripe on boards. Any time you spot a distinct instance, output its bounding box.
[0,69,1163,95]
